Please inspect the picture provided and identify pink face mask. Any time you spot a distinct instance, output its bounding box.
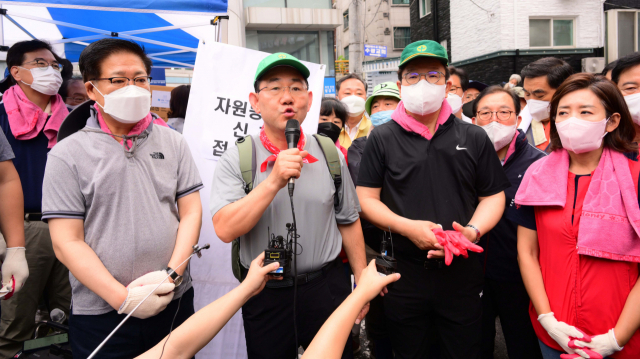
[555,117,609,154]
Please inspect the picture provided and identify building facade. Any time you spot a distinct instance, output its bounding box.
[407,0,638,85]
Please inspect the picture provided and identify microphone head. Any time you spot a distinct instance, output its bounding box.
[285,119,300,149]
[285,119,300,134]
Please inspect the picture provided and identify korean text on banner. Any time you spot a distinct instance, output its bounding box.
[189,42,325,161]
[181,40,325,359]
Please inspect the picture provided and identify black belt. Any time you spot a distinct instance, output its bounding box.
[240,257,340,289]
[24,213,43,222]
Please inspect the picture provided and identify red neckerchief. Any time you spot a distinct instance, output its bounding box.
[259,127,318,172]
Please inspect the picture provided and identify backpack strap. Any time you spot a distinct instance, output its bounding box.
[236,135,256,194]
[313,133,343,211]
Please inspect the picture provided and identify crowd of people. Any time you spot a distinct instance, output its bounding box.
[0,35,640,359]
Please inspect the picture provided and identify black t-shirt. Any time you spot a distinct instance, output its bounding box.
[358,115,510,258]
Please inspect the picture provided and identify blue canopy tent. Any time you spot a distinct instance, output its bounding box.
[0,0,228,67]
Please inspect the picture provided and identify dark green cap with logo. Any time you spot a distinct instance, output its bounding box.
[399,40,449,67]
[254,52,310,82]
[365,82,401,115]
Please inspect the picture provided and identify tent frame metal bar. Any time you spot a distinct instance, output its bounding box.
[1,9,205,66]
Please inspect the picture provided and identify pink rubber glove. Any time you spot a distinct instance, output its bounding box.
[446,230,484,255]
[432,228,454,265]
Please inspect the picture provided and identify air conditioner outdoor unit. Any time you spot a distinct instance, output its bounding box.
[581,57,605,73]
[383,12,389,18]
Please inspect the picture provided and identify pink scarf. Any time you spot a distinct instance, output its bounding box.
[515,148,640,263]
[391,99,452,140]
[93,103,168,147]
[3,85,68,148]
[258,126,318,172]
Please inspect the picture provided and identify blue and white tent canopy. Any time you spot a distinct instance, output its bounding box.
[0,0,228,67]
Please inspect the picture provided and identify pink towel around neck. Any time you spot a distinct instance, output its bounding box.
[3,84,68,148]
[391,99,452,140]
[93,103,168,147]
[515,148,640,263]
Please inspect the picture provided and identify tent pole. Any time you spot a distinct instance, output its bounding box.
[118,34,197,52]
[146,56,194,68]
[5,15,36,39]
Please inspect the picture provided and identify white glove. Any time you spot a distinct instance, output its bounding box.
[1,247,29,300]
[573,329,623,358]
[118,283,175,319]
[538,312,589,354]
[0,237,7,262]
[127,270,169,287]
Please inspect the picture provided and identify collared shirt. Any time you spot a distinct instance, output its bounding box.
[345,119,362,140]
[358,115,510,258]
[339,114,371,149]
[478,130,546,283]
[41,108,203,315]
[209,134,361,274]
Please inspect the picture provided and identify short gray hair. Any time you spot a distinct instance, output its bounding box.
[509,74,522,83]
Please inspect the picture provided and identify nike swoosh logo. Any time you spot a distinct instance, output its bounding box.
[456,145,467,150]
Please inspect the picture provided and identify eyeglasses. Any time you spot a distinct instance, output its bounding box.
[20,59,63,72]
[476,110,515,123]
[257,85,308,98]
[91,76,152,88]
[66,96,89,104]
[403,71,445,85]
[448,86,462,94]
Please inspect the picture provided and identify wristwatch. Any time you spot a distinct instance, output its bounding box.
[466,224,481,244]
[165,267,183,288]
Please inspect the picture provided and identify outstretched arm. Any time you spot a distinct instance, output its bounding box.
[302,260,400,359]
[137,252,280,359]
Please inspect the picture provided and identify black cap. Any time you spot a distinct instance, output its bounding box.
[467,80,488,92]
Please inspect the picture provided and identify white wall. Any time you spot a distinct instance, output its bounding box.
[450,0,603,62]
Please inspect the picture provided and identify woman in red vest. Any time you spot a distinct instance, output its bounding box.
[514,73,640,359]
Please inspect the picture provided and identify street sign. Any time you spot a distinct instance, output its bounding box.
[364,44,387,58]
[324,77,336,97]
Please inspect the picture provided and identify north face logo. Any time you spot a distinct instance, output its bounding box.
[150,152,165,159]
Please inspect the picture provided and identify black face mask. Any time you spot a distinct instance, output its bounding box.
[317,122,342,143]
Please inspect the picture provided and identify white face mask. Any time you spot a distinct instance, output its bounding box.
[556,117,609,154]
[19,66,63,96]
[527,99,550,122]
[446,93,463,113]
[402,80,446,116]
[341,95,366,117]
[624,92,640,126]
[508,83,515,88]
[92,84,151,124]
[481,121,517,151]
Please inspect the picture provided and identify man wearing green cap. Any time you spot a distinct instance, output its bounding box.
[210,52,367,359]
[357,40,510,358]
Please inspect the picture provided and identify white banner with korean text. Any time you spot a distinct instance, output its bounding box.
[182,39,324,358]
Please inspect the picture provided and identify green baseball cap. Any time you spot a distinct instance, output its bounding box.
[399,40,449,67]
[365,82,401,115]
[254,52,310,82]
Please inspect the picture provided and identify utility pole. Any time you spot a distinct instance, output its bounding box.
[349,0,363,76]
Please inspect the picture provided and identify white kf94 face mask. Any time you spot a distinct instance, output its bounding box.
[446,93,463,113]
[341,95,366,117]
[402,80,446,116]
[481,121,517,151]
[624,92,640,126]
[92,84,151,124]
[527,99,551,122]
[20,66,63,96]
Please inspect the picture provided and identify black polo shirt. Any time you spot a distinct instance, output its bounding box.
[479,130,546,282]
[358,114,510,258]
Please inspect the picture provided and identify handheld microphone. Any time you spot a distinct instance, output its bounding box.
[284,119,301,197]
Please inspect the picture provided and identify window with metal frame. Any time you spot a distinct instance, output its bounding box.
[529,18,575,48]
[420,0,431,17]
[393,27,411,49]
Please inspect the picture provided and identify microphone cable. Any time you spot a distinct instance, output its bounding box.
[289,192,299,356]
